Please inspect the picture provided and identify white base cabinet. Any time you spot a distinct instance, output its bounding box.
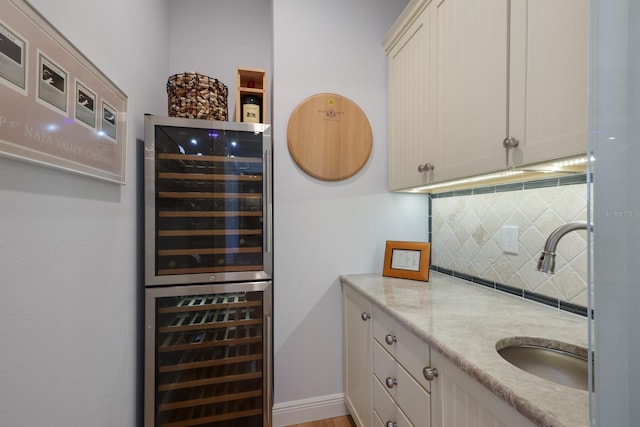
[430,350,536,427]
[343,286,373,427]
[344,285,536,427]
[373,310,432,427]
[344,285,433,427]
[373,376,414,427]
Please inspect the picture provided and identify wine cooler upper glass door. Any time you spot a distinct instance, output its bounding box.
[144,115,272,286]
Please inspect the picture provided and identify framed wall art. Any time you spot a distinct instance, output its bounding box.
[0,0,127,184]
[383,240,431,282]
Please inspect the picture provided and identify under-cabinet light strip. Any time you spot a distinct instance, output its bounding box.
[411,170,525,192]
[410,155,592,193]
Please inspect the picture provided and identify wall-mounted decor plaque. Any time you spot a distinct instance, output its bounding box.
[287,93,372,181]
[0,0,127,184]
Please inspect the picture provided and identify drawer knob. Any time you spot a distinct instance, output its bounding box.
[384,334,397,345]
[385,377,397,388]
[386,422,397,427]
[423,367,439,381]
[417,162,435,173]
[361,312,371,321]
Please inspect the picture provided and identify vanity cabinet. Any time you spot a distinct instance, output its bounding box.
[383,0,588,191]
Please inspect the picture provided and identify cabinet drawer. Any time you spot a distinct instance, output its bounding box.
[374,376,413,427]
[373,308,399,353]
[373,341,396,396]
[373,307,432,392]
[374,341,431,427]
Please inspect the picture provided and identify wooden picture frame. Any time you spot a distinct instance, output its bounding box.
[0,0,127,184]
[383,241,431,282]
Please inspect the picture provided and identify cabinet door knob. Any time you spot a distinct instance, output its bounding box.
[423,367,439,381]
[384,334,397,345]
[417,162,435,173]
[385,377,398,388]
[502,136,520,149]
[386,422,398,427]
[361,312,371,321]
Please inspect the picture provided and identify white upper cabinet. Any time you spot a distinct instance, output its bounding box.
[508,0,588,167]
[436,0,510,185]
[385,1,437,190]
[384,0,588,191]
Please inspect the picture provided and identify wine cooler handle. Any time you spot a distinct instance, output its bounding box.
[265,148,273,255]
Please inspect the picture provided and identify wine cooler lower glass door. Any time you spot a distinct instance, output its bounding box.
[145,282,272,427]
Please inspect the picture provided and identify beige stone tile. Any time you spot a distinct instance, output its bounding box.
[431,183,588,308]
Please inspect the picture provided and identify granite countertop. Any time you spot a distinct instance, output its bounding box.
[340,271,589,427]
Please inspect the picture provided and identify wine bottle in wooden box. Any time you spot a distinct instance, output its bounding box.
[241,94,262,123]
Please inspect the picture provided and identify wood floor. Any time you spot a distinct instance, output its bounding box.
[287,415,356,427]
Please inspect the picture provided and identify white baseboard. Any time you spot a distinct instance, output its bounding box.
[272,393,350,427]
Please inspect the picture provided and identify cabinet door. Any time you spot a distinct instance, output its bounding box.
[430,351,536,427]
[387,3,438,191]
[343,287,373,427]
[508,0,588,167]
[435,0,509,183]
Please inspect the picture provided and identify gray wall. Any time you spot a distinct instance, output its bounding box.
[162,0,425,424]
[0,1,425,426]
[167,0,273,122]
[271,1,425,423]
[0,0,168,426]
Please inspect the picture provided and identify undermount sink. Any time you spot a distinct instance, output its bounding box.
[496,338,591,391]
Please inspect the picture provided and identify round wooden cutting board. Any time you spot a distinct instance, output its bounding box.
[287,93,373,181]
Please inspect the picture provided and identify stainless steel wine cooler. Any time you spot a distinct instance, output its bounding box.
[143,115,273,427]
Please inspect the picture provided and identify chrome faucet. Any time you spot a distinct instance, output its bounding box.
[536,221,593,273]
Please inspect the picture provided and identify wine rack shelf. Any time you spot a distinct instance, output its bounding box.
[155,150,264,276]
[155,292,265,427]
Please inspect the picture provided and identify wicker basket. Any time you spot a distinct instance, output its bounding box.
[167,72,228,121]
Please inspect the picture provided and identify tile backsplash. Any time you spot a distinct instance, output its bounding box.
[430,176,589,309]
